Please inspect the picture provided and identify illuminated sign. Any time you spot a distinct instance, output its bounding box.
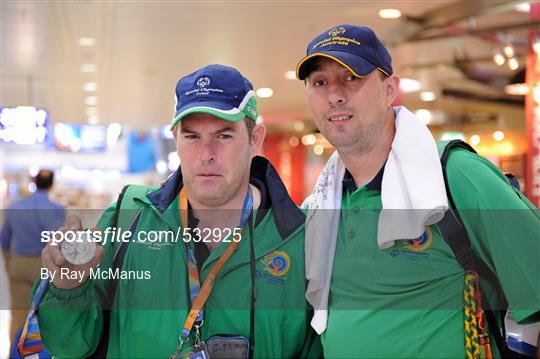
[53,123,107,152]
[0,106,48,144]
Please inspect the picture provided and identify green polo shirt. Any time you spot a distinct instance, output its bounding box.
[321,147,540,358]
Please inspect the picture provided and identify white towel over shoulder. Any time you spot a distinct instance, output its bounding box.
[304,106,448,334]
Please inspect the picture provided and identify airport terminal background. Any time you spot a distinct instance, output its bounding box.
[1,1,540,358]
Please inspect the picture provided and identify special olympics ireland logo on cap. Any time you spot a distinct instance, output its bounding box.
[328,27,346,37]
[196,77,210,88]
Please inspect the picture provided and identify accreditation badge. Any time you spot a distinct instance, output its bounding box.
[206,335,249,359]
[179,342,209,359]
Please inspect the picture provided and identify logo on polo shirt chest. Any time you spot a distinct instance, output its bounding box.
[403,227,433,252]
[389,227,433,261]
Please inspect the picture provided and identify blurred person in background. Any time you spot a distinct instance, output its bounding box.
[1,169,65,350]
[298,24,540,358]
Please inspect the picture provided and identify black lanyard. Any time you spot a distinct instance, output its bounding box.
[248,213,256,359]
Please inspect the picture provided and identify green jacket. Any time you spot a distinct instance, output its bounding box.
[33,157,321,358]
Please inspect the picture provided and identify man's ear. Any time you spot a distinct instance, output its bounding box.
[250,123,266,156]
[384,74,400,107]
[172,126,178,141]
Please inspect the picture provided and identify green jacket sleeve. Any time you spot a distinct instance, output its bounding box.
[446,148,540,324]
[33,204,117,358]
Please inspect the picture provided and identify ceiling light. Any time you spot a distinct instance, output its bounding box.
[284,71,297,80]
[87,115,99,125]
[514,2,530,13]
[313,144,324,155]
[400,78,422,93]
[85,96,98,106]
[301,134,317,145]
[493,50,505,66]
[86,107,98,116]
[420,91,436,102]
[470,135,480,146]
[293,121,305,132]
[83,82,97,92]
[508,58,519,71]
[256,88,273,98]
[503,44,515,58]
[80,64,97,73]
[505,83,528,95]
[533,37,540,54]
[415,109,432,125]
[288,136,300,147]
[78,37,96,47]
[378,9,402,19]
[493,131,505,141]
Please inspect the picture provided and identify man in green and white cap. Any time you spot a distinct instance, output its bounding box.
[30,64,321,358]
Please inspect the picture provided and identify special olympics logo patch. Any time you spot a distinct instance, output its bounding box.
[262,250,291,277]
[196,77,210,88]
[403,227,433,252]
[328,27,346,37]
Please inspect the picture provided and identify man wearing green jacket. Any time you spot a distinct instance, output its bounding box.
[30,64,320,358]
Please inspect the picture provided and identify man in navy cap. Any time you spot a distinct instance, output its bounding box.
[28,64,321,358]
[298,25,540,358]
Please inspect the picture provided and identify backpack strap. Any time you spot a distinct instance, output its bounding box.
[438,140,477,209]
[437,140,524,357]
[438,140,506,301]
[438,210,506,308]
[505,173,521,192]
[111,185,130,228]
[89,184,148,358]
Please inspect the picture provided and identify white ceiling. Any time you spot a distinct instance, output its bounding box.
[1,1,533,129]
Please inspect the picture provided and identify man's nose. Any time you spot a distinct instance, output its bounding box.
[199,140,217,163]
[327,83,347,106]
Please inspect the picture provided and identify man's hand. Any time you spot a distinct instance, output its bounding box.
[41,215,104,289]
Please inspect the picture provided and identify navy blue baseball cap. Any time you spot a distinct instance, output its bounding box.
[296,24,393,80]
[170,64,259,130]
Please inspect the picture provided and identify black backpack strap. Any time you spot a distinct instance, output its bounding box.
[111,184,130,229]
[438,140,527,357]
[438,210,509,353]
[438,210,507,307]
[439,140,477,209]
[89,186,142,358]
[505,173,521,192]
[439,140,508,304]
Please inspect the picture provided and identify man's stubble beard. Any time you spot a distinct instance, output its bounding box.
[322,115,385,157]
